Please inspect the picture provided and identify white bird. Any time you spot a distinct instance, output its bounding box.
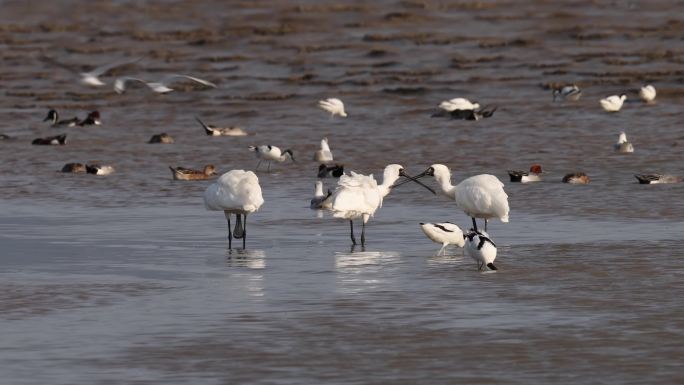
[420,222,465,256]
[438,97,480,112]
[313,138,334,162]
[196,117,248,137]
[248,145,295,172]
[41,56,142,87]
[85,164,115,176]
[114,74,217,94]
[414,164,509,232]
[464,229,498,271]
[203,170,264,249]
[330,164,434,246]
[310,181,332,209]
[552,85,582,101]
[639,85,656,103]
[614,132,634,153]
[318,98,347,117]
[600,94,627,112]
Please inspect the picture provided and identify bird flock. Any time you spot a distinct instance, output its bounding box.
[3,55,680,272]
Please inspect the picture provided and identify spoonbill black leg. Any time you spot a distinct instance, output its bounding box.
[242,214,247,249]
[471,217,479,232]
[361,222,366,245]
[224,211,232,250]
[349,220,357,245]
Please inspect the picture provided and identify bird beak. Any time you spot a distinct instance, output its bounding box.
[393,169,436,194]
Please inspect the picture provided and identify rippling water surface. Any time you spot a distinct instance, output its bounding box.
[1,1,683,384]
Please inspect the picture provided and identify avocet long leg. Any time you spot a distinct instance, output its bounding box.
[224,211,232,249]
[438,244,447,256]
[349,220,356,245]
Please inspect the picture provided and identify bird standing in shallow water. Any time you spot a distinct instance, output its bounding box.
[329,164,435,246]
[639,85,656,103]
[413,164,509,232]
[464,229,498,271]
[248,145,295,172]
[600,94,627,112]
[203,170,264,249]
[420,222,465,256]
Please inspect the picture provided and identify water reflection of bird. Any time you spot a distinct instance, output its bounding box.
[204,170,264,249]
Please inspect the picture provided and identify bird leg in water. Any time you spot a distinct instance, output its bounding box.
[471,217,479,232]
[242,214,247,249]
[349,220,357,245]
[485,218,488,231]
[439,244,447,256]
[224,211,232,249]
[233,214,245,239]
[361,222,366,245]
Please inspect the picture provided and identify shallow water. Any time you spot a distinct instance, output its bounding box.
[1,1,684,384]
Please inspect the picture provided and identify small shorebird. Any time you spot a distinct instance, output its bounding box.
[86,164,115,175]
[313,138,333,162]
[614,132,634,153]
[318,163,344,178]
[639,85,656,103]
[552,85,582,101]
[420,222,465,256]
[634,174,682,184]
[562,172,590,184]
[318,98,347,117]
[203,170,264,249]
[310,181,332,209]
[464,229,498,271]
[248,145,295,171]
[44,110,79,127]
[114,74,216,94]
[169,165,217,180]
[600,94,627,112]
[508,164,543,183]
[61,163,86,173]
[32,134,66,145]
[148,133,175,144]
[412,164,509,232]
[196,117,248,137]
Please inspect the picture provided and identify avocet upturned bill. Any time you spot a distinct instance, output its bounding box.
[614,132,634,153]
[600,94,627,112]
[114,74,217,94]
[313,138,334,162]
[639,85,656,103]
[318,98,347,117]
[412,164,509,232]
[203,170,264,249]
[420,222,465,256]
[508,164,543,183]
[248,145,295,172]
[464,229,498,271]
[329,164,435,246]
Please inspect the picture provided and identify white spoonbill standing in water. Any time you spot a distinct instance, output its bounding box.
[329,164,435,246]
[203,170,264,249]
[413,164,509,232]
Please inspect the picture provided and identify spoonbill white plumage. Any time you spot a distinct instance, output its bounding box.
[614,132,634,153]
[318,98,347,117]
[639,85,656,103]
[248,145,295,171]
[464,229,498,271]
[420,222,465,256]
[203,170,264,249]
[413,164,509,232]
[310,181,332,209]
[330,164,435,246]
[552,85,582,101]
[313,138,334,162]
[600,94,627,112]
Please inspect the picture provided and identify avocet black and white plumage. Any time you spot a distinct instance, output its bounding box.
[313,138,333,162]
[40,56,142,87]
[114,74,217,94]
[196,117,248,137]
[310,181,332,209]
[414,164,509,232]
[203,170,264,249]
[600,94,627,112]
[32,134,67,145]
[420,222,465,256]
[248,145,295,171]
[329,164,435,246]
[464,229,497,271]
[43,110,79,127]
[318,163,344,178]
[634,174,682,184]
[318,98,347,117]
[614,132,634,153]
[508,164,543,183]
[552,85,582,101]
[639,85,656,103]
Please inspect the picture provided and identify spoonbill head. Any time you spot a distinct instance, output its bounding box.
[204,170,264,249]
